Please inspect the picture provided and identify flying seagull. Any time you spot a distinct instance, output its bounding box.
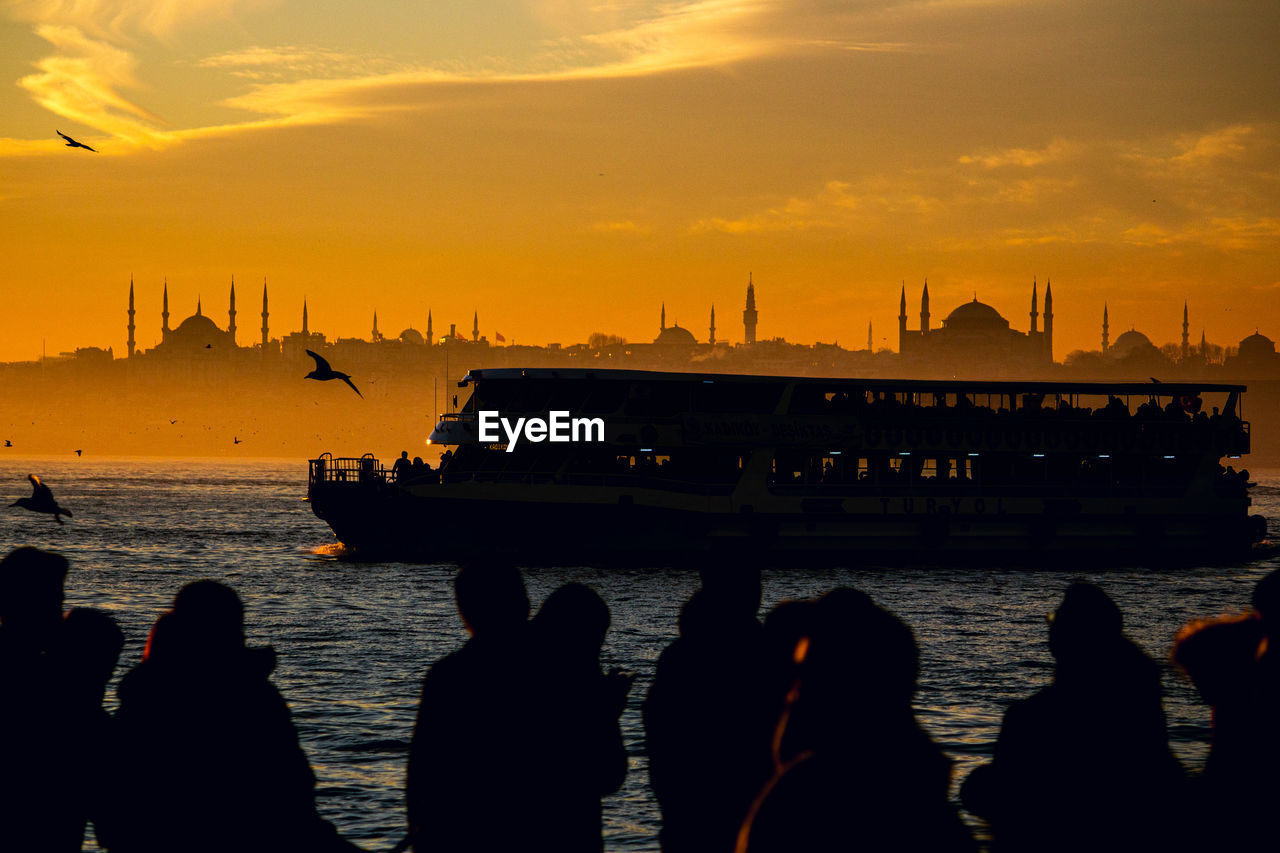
[233,436,242,444]
[3,440,11,447]
[11,474,72,524]
[74,449,83,456]
[305,349,362,397]
[57,130,96,152]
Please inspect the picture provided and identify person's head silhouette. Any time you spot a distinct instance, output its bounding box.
[535,582,610,655]
[0,546,68,646]
[1048,582,1123,664]
[455,563,529,636]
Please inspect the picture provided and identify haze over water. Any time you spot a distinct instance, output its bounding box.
[2,456,1277,850]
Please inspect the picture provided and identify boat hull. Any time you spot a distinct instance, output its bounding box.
[308,480,1266,567]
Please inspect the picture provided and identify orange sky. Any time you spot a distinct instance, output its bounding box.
[1,0,1278,363]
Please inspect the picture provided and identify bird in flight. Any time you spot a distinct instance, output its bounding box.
[305,349,362,397]
[10,474,72,524]
[233,436,242,444]
[3,440,11,447]
[57,130,96,152]
[74,449,83,456]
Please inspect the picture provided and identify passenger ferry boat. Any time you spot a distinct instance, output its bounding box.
[307,368,1266,565]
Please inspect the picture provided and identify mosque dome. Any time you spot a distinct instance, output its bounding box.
[943,299,1010,331]
[399,327,425,345]
[1110,329,1156,355]
[166,312,227,350]
[1238,332,1276,360]
[654,324,697,346]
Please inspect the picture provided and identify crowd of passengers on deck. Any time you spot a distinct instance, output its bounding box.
[2,545,1278,853]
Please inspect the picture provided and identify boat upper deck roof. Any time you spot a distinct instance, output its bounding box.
[460,367,1245,396]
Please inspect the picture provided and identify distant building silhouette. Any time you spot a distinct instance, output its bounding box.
[743,275,758,345]
[898,279,1053,372]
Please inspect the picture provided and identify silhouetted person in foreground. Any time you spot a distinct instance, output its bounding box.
[55,608,125,850]
[528,583,632,852]
[406,564,533,852]
[962,583,1185,852]
[644,565,773,853]
[0,547,74,851]
[1174,568,1280,846]
[740,588,974,853]
[103,580,358,853]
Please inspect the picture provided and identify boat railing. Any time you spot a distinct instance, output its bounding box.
[309,454,394,488]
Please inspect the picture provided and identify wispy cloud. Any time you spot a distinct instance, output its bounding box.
[4,0,276,40]
[16,24,166,149]
[591,219,652,234]
[957,138,1079,169]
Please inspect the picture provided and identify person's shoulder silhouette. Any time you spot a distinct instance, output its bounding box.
[742,588,974,853]
[644,565,773,853]
[106,580,356,853]
[406,563,533,853]
[526,583,631,853]
[964,582,1184,853]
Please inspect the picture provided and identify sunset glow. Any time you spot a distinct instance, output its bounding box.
[2,0,1278,362]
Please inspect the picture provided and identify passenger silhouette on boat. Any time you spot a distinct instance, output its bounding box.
[644,565,773,853]
[392,451,411,482]
[960,582,1184,852]
[527,583,632,852]
[406,563,534,853]
[1173,568,1280,847]
[104,580,360,853]
[740,588,974,853]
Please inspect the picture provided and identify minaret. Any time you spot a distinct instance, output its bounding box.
[127,278,136,358]
[709,305,716,345]
[427,310,433,345]
[867,321,873,352]
[302,299,309,337]
[162,279,170,333]
[898,283,908,351]
[1181,301,1190,359]
[260,280,269,347]
[661,303,666,331]
[1102,303,1110,352]
[472,310,479,342]
[1030,277,1039,333]
[228,277,237,344]
[1200,329,1207,358]
[372,310,380,342]
[921,279,931,333]
[196,295,202,316]
[1044,279,1054,362]
[743,274,758,345]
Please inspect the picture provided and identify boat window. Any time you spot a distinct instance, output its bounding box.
[580,383,628,415]
[695,381,783,414]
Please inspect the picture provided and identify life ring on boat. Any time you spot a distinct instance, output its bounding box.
[1006,430,1023,449]
[865,426,882,448]
[887,426,904,447]
[907,427,923,448]
[1044,429,1061,450]
[927,426,944,446]
[946,428,963,449]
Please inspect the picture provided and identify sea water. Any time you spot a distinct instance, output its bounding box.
[1,456,1277,851]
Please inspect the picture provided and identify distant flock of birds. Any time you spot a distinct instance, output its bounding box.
[7,349,364,525]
